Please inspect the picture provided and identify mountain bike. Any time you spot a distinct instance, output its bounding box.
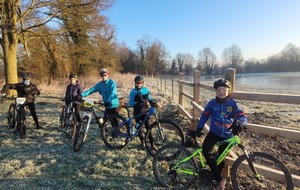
[152,126,294,190]
[73,100,106,152]
[101,104,185,157]
[59,101,77,139]
[6,96,27,139]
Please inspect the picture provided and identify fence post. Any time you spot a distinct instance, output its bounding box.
[224,68,236,91]
[160,77,163,90]
[165,77,167,92]
[192,70,200,130]
[157,75,159,87]
[178,73,183,106]
[172,76,174,100]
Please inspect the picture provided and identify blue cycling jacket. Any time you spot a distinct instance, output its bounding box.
[197,97,247,139]
[129,86,152,107]
[81,78,119,109]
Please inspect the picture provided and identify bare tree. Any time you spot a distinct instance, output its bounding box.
[222,44,243,69]
[175,53,185,73]
[0,0,114,84]
[170,59,178,74]
[198,47,217,74]
[280,43,300,63]
[174,53,195,74]
[136,36,168,76]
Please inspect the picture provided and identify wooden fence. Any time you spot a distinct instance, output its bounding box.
[154,69,300,187]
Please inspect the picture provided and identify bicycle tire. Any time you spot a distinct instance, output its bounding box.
[231,151,294,190]
[59,106,66,128]
[7,103,16,129]
[152,143,197,189]
[73,115,89,152]
[65,112,76,139]
[19,107,26,139]
[145,119,185,157]
[101,114,129,149]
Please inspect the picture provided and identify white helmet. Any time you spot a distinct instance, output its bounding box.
[99,68,108,75]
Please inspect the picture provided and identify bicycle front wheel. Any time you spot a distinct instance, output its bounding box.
[59,106,66,128]
[8,103,16,129]
[101,114,129,149]
[66,113,76,139]
[145,119,185,157]
[231,152,294,190]
[18,107,26,139]
[153,143,197,189]
[73,115,89,152]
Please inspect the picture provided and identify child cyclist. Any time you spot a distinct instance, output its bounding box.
[188,79,247,190]
[129,75,161,150]
[80,68,119,115]
[64,74,83,126]
[1,73,42,136]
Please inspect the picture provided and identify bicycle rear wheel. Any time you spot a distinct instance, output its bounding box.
[101,114,129,149]
[145,119,185,157]
[73,115,89,152]
[231,152,294,190]
[152,143,197,189]
[7,103,16,129]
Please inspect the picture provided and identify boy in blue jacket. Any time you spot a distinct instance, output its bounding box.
[188,79,247,190]
[129,75,159,150]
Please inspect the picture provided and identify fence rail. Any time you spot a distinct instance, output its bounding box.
[153,69,300,187]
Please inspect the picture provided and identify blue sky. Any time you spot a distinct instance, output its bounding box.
[107,0,300,61]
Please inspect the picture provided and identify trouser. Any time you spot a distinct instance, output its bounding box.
[202,132,228,182]
[73,103,81,124]
[106,107,119,128]
[134,111,154,146]
[27,102,40,127]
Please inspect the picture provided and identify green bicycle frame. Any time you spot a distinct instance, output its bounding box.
[174,135,241,176]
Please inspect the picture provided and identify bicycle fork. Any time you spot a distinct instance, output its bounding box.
[82,112,92,139]
[240,144,262,181]
[154,112,166,142]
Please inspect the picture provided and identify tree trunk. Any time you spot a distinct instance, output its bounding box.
[2,26,19,96]
[2,28,18,84]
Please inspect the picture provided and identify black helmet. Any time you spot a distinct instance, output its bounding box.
[22,73,31,80]
[213,79,231,89]
[99,68,108,75]
[69,74,77,79]
[134,75,144,82]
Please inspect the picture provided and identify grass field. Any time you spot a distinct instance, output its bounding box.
[0,74,299,190]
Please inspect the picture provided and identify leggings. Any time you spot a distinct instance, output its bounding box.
[202,132,228,182]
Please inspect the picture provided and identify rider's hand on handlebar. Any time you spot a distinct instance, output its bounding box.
[104,102,111,107]
[186,128,203,138]
[231,120,247,134]
[134,94,142,102]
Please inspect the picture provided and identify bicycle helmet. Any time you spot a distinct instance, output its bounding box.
[99,68,108,75]
[213,79,231,89]
[22,73,31,80]
[69,74,77,79]
[134,75,144,83]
